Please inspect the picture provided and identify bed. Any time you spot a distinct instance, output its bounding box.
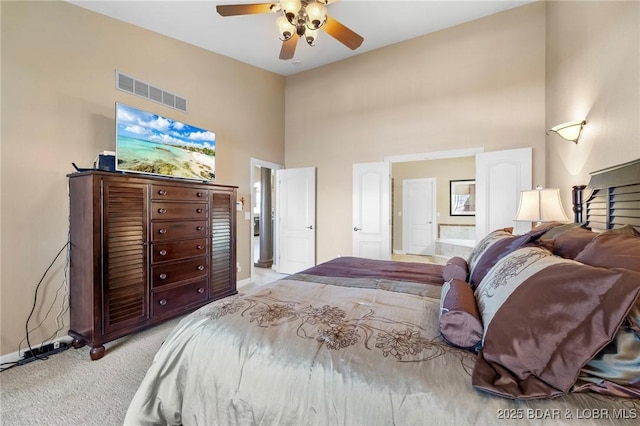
[125,160,640,425]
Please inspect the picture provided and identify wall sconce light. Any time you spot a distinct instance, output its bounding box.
[546,120,586,143]
[514,185,570,226]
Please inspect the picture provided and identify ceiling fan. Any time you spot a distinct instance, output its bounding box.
[216,0,364,60]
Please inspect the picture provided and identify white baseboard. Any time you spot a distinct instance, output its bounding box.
[0,335,73,366]
[237,277,252,288]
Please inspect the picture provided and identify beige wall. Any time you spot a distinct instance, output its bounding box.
[546,0,640,210]
[0,1,284,356]
[391,157,475,251]
[285,2,546,263]
[2,0,638,359]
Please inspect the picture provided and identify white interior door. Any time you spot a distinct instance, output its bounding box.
[275,167,316,274]
[403,178,437,255]
[352,162,391,260]
[475,148,532,239]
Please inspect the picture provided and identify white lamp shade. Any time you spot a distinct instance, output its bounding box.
[514,188,570,223]
[277,15,295,39]
[305,2,327,29]
[280,0,302,14]
[305,27,319,46]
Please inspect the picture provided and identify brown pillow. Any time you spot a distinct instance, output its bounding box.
[441,256,469,282]
[605,224,640,237]
[538,222,582,240]
[468,227,547,288]
[532,221,566,235]
[574,231,640,272]
[439,279,482,350]
[473,246,640,399]
[545,226,597,259]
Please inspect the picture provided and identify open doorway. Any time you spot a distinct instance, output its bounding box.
[391,156,476,262]
[250,158,283,282]
[383,147,532,262]
[382,148,483,263]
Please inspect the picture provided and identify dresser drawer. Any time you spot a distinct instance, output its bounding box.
[151,220,208,241]
[152,238,207,264]
[152,256,208,289]
[152,279,209,319]
[152,202,207,220]
[151,184,207,202]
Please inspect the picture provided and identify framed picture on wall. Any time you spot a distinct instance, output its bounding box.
[450,180,476,216]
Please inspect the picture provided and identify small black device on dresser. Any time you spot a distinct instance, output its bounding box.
[96,152,116,172]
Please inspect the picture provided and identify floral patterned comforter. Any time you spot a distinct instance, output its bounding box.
[125,273,638,425]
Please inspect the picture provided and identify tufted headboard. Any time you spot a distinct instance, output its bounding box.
[571,159,640,232]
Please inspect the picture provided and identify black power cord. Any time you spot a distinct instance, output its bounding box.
[0,240,70,372]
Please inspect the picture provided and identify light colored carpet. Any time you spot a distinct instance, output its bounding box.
[1,316,181,426]
[0,268,285,426]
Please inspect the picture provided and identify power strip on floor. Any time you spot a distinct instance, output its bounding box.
[17,342,70,366]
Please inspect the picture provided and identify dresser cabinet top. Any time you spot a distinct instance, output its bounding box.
[67,170,238,190]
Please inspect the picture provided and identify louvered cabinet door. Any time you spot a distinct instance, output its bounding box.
[101,179,150,336]
[210,187,237,299]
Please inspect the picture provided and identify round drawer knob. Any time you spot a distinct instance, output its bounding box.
[159,249,167,256]
[159,299,167,306]
[197,265,204,271]
[196,192,203,197]
[159,273,167,280]
[197,245,204,250]
[196,208,203,213]
[158,190,167,196]
[197,288,205,294]
[196,226,204,231]
[158,208,167,214]
[159,228,167,234]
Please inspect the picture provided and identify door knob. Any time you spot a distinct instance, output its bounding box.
[354,227,361,231]
[306,225,313,230]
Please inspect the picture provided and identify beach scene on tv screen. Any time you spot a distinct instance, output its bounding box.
[116,103,216,181]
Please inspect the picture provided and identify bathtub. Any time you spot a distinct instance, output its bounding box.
[435,238,475,260]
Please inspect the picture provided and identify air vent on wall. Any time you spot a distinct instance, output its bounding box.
[115,70,188,113]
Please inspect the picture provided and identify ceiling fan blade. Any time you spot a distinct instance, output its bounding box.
[279,34,299,60]
[323,15,364,50]
[216,3,275,17]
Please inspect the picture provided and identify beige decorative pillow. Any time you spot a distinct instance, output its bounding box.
[466,228,513,283]
[467,227,547,288]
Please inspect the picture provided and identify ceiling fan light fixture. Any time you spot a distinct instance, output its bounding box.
[280,0,302,23]
[305,1,327,30]
[305,27,318,46]
[277,15,295,40]
[216,0,363,60]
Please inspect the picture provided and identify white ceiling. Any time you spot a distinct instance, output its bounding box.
[68,0,536,76]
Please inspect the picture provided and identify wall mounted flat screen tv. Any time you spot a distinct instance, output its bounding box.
[116,103,216,181]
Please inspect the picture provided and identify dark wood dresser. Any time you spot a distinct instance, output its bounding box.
[68,171,237,360]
